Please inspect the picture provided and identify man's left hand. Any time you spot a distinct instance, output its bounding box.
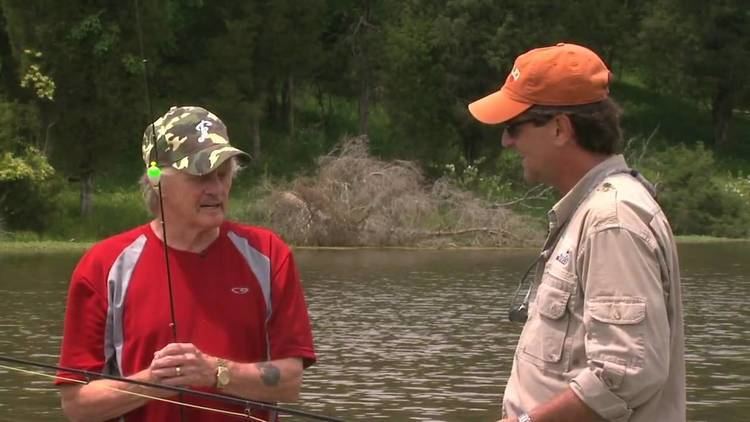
[149,342,218,388]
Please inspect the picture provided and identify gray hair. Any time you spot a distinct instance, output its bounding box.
[139,157,242,216]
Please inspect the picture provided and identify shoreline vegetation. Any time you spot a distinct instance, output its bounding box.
[1,236,748,256]
[2,138,548,250]
[2,1,749,257]
[3,137,750,251]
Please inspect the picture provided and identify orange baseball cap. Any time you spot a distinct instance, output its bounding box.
[468,43,612,124]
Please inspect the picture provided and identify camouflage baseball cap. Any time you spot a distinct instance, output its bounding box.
[142,106,249,175]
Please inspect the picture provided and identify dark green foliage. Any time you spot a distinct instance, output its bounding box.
[48,188,150,241]
[637,0,750,149]
[0,0,748,239]
[0,175,63,232]
[640,144,750,238]
[0,101,62,232]
[0,147,62,232]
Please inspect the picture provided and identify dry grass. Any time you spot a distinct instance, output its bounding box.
[247,136,544,248]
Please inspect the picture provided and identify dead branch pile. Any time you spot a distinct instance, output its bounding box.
[255,136,544,247]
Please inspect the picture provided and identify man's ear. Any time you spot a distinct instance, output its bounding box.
[553,114,576,147]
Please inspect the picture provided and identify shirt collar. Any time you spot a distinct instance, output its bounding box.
[547,154,630,234]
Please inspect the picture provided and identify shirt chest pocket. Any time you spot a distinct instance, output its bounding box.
[519,269,576,370]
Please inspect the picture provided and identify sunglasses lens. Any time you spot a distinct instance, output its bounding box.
[504,116,553,138]
[505,121,523,138]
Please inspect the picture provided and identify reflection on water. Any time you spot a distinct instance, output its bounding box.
[678,244,750,421]
[0,252,76,421]
[297,250,528,421]
[0,244,748,421]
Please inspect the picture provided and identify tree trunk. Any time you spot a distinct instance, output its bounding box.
[267,79,279,122]
[359,72,370,136]
[40,103,56,155]
[79,170,94,218]
[712,84,734,148]
[287,74,295,137]
[357,1,372,136]
[462,137,477,163]
[252,113,261,161]
[43,120,56,156]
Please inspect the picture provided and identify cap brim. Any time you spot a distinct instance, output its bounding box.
[174,145,251,176]
[468,88,533,124]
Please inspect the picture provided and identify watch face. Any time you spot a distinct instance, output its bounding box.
[218,367,230,385]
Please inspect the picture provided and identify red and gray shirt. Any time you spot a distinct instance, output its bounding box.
[56,221,316,421]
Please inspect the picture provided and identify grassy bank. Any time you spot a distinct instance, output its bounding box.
[674,235,750,243]
[1,235,747,256]
[0,240,92,254]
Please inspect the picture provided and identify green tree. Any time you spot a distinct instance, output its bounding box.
[158,0,327,163]
[0,145,61,233]
[638,0,750,148]
[379,0,564,164]
[0,0,172,216]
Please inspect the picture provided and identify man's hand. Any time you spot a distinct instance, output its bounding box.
[149,342,218,388]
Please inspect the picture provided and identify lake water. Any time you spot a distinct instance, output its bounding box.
[0,243,748,421]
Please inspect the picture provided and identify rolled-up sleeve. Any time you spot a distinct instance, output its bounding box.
[570,225,670,421]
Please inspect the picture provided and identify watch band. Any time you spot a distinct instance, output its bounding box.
[518,413,533,422]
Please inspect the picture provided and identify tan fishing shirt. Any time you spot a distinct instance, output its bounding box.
[502,155,686,421]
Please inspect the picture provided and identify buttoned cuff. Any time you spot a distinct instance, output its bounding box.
[570,368,632,422]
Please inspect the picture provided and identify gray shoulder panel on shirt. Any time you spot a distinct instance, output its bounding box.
[227,230,272,320]
[104,234,148,377]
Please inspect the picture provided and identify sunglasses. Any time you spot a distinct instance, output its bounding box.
[504,115,555,138]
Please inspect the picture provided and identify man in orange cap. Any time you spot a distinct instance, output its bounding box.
[469,43,686,422]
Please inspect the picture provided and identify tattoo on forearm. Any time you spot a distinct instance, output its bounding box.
[256,362,281,387]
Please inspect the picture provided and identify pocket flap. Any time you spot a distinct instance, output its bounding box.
[588,297,646,325]
[536,283,571,320]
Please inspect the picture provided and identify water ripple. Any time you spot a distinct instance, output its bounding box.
[0,248,749,421]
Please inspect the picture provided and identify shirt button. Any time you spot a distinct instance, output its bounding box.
[613,310,621,320]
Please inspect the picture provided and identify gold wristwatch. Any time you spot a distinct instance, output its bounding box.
[215,358,230,389]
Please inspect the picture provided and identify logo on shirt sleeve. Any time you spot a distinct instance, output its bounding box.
[555,249,571,266]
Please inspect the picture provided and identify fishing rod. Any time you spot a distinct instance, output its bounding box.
[134,0,185,419]
[133,0,179,342]
[0,355,345,422]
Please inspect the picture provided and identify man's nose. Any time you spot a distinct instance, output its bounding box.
[203,172,224,191]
